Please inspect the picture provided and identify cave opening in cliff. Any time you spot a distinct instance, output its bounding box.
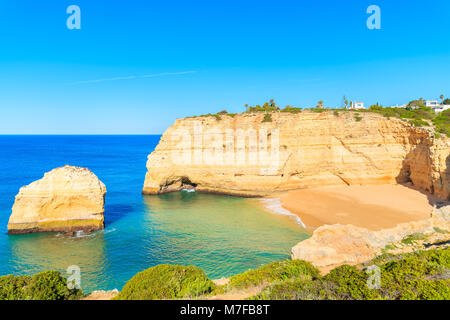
[181,176,198,189]
[397,162,412,184]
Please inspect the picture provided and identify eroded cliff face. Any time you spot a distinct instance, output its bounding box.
[8,165,106,234]
[143,112,449,200]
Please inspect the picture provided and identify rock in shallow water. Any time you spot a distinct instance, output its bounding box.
[7,165,106,234]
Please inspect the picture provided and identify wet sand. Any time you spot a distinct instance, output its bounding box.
[279,184,437,231]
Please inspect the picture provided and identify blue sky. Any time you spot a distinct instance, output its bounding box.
[0,0,449,134]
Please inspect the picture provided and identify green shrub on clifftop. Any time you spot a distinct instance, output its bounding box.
[0,275,30,300]
[252,248,450,300]
[433,109,450,137]
[114,264,214,300]
[262,114,272,123]
[227,260,320,290]
[0,271,83,300]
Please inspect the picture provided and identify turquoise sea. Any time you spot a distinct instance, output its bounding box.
[0,135,309,293]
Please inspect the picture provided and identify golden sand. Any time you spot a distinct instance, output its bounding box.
[280,184,437,231]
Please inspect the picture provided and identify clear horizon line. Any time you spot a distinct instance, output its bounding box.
[0,133,164,136]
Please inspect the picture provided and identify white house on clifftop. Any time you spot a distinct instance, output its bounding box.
[349,102,365,109]
[424,100,440,108]
[423,100,450,113]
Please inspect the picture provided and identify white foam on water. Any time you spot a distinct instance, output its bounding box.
[181,188,196,193]
[103,227,116,234]
[74,230,93,238]
[259,198,306,228]
[71,230,98,239]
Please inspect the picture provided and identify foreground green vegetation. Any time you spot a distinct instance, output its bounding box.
[252,248,449,300]
[1,248,448,300]
[113,247,449,300]
[221,260,320,291]
[0,270,83,300]
[114,264,214,300]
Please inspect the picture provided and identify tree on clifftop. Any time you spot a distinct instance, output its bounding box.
[317,100,324,109]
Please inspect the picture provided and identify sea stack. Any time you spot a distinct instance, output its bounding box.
[7,165,106,234]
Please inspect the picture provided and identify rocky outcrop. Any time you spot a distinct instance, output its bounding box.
[407,137,450,200]
[7,165,106,234]
[143,112,449,200]
[83,289,119,300]
[291,205,450,272]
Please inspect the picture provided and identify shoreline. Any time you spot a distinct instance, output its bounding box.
[257,198,307,228]
[278,184,442,231]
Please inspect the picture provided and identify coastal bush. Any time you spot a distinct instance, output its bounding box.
[323,265,380,300]
[252,265,380,300]
[0,275,31,300]
[262,114,272,122]
[310,107,327,113]
[368,105,435,122]
[409,119,429,127]
[114,264,214,300]
[354,114,362,122]
[227,260,320,290]
[433,227,448,234]
[401,232,427,245]
[252,278,330,300]
[0,271,83,300]
[281,105,302,113]
[26,271,83,300]
[376,249,450,299]
[252,248,450,300]
[432,109,450,137]
[245,99,279,113]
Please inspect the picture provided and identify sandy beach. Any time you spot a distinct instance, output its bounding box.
[280,184,438,231]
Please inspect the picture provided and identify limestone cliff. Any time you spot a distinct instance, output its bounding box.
[8,165,106,234]
[143,112,449,200]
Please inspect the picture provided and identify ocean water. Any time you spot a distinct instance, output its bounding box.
[0,135,309,293]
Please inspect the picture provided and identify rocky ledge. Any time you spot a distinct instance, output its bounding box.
[7,165,106,234]
[291,205,450,273]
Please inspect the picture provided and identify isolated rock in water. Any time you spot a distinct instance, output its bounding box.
[7,165,106,234]
[291,205,450,273]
